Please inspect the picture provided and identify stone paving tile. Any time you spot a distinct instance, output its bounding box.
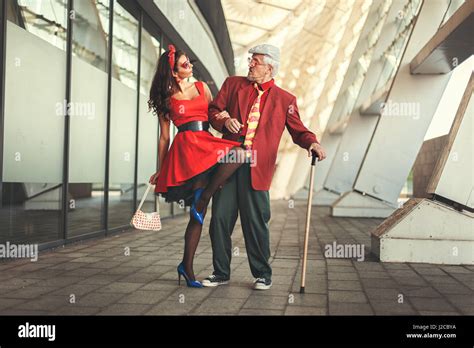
[139,281,178,292]
[0,308,52,316]
[54,306,102,315]
[408,297,458,312]
[103,266,144,276]
[2,286,58,299]
[329,291,368,303]
[77,274,124,285]
[364,288,402,301]
[290,293,327,307]
[443,294,474,307]
[391,276,428,287]
[194,297,247,314]
[145,300,198,315]
[35,276,83,288]
[14,295,69,312]
[242,295,288,311]
[360,278,399,289]
[69,256,105,264]
[291,283,327,295]
[0,298,26,311]
[118,290,171,305]
[383,263,412,270]
[328,280,363,291]
[421,275,459,285]
[418,310,461,316]
[0,278,41,290]
[354,262,385,271]
[73,292,125,308]
[399,286,442,298]
[119,272,161,284]
[60,267,104,278]
[284,306,327,315]
[208,285,254,299]
[327,272,359,281]
[48,262,91,271]
[440,266,472,274]
[358,271,392,279]
[239,308,284,315]
[329,303,374,315]
[98,303,151,315]
[327,266,357,273]
[51,284,103,297]
[370,301,417,315]
[95,282,146,294]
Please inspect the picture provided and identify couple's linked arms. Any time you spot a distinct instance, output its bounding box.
[208,79,326,161]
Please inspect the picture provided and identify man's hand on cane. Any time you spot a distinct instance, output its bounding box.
[308,143,326,161]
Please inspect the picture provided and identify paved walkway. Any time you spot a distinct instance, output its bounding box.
[0,200,472,315]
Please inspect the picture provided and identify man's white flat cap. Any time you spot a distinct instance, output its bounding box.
[248,44,280,62]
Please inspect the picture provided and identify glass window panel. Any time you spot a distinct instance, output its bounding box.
[1,0,67,244]
[107,2,138,228]
[440,0,465,27]
[17,0,68,50]
[137,27,171,218]
[68,0,109,237]
[372,0,422,94]
[333,0,391,122]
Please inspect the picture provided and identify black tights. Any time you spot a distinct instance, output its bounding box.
[182,146,246,280]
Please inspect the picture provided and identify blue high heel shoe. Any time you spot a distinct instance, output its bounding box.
[190,188,205,225]
[177,262,203,288]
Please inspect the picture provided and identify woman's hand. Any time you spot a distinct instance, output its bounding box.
[224,118,243,133]
[149,171,160,185]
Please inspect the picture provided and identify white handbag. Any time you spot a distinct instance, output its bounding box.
[130,184,162,231]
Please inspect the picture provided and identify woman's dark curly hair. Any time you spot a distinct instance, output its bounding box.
[148,48,187,120]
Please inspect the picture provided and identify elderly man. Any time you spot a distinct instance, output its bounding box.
[203,44,326,290]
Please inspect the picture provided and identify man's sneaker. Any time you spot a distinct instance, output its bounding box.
[202,274,229,287]
[253,278,272,290]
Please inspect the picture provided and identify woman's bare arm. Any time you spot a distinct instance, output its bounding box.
[158,115,171,170]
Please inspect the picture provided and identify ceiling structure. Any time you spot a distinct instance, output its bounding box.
[222,0,374,198]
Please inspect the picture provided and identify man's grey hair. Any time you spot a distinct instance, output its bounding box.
[262,55,279,77]
[248,44,280,78]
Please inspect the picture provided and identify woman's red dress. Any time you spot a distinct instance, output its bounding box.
[154,81,241,205]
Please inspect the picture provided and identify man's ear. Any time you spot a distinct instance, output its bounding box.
[267,65,273,77]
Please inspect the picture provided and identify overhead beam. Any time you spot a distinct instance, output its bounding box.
[410,0,474,74]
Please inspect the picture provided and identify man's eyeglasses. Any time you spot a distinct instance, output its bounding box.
[247,56,267,67]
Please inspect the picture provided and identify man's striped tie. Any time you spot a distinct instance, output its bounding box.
[243,83,265,157]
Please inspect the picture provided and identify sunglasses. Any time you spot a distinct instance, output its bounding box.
[179,59,192,69]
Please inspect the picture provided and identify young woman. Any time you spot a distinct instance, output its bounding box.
[148,45,245,288]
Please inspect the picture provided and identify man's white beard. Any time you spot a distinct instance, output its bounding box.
[246,74,257,82]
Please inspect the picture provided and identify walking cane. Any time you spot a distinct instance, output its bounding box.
[300,150,318,294]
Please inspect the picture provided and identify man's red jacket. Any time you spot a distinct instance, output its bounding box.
[208,76,319,191]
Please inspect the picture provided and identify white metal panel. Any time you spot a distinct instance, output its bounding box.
[324,1,407,194]
[354,1,452,204]
[435,87,474,208]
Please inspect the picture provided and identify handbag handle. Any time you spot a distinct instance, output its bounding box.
[136,183,159,213]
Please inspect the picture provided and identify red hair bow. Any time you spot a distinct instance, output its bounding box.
[168,44,176,70]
